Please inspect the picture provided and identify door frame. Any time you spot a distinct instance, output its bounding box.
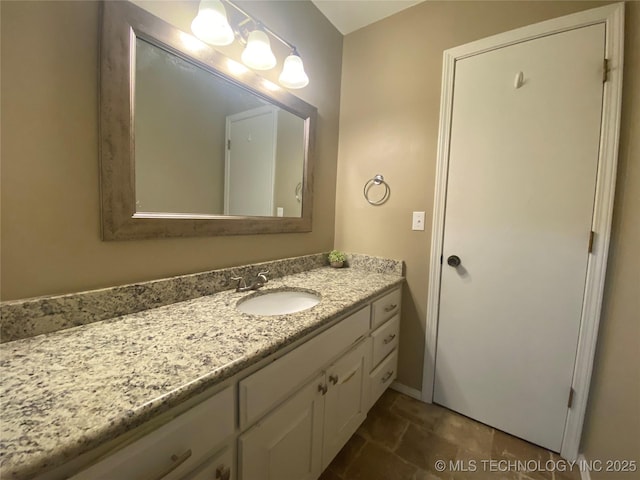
[224,105,278,215]
[422,3,624,460]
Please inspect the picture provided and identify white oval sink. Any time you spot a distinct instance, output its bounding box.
[237,290,321,316]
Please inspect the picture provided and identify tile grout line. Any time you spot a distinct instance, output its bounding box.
[327,391,566,480]
[391,419,411,453]
[338,434,368,479]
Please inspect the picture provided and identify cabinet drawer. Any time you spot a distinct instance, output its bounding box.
[371,314,399,369]
[183,444,234,480]
[369,350,398,408]
[371,288,401,329]
[72,386,234,480]
[239,306,369,429]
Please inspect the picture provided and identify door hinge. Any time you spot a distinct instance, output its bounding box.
[588,230,595,254]
[440,254,443,265]
[568,387,575,408]
[227,139,231,150]
[603,58,609,83]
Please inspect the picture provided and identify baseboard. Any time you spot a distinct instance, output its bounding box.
[578,454,591,480]
[390,381,422,401]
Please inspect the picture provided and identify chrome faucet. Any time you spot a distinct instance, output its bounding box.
[232,271,270,292]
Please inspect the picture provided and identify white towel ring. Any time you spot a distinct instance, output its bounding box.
[363,174,390,206]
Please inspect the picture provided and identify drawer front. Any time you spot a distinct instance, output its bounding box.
[184,444,234,480]
[72,386,234,480]
[239,306,370,429]
[369,350,398,408]
[371,314,399,369]
[371,288,401,329]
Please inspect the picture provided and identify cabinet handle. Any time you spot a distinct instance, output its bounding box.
[384,304,397,313]
[329,374,339,385]
[381,371,394,383]
[340,370,357,384]
[318,384,328,395]
[383,334,396,344]
[216,464,231,480]
[148,448,192,480]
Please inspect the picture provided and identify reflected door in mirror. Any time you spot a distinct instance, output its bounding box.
[134,38,305,218]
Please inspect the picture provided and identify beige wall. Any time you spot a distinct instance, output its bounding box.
[335,0,638,469]
[0,0,342,300]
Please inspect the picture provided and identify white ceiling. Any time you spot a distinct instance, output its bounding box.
[311,0,425,35]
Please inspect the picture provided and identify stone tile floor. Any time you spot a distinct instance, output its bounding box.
[320,389,581,480]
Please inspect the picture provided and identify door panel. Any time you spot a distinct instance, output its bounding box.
[322,340,369,468]
[239,373,324,480]
[225,107,276,216]
[434,24,605,451]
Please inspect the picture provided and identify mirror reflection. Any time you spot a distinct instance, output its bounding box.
[134,38,305,218]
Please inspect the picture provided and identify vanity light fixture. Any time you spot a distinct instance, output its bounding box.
[279,49,310,89]
[191,0,310,89]
[241,28,277,70]
[191,0,234,46]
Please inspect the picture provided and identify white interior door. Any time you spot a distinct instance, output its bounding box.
[225,106,277,216]
[434,24,605,452]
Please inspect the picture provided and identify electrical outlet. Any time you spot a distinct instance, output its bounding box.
[412,211,426,231]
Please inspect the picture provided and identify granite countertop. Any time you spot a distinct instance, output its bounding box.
[0,266,403,480]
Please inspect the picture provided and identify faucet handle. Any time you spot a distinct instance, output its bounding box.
[257,270,270,282]
[231,276,246,289]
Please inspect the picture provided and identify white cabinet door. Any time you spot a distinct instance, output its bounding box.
[239,373,325,480]
[239,306,369,429]
[322,340,370,469]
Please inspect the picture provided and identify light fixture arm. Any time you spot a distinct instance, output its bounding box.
[191,0,309,88]
[223,0,298,52]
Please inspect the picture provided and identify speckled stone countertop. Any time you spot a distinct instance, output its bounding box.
[0,266,403,480]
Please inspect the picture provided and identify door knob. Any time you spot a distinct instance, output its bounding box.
[447,255,461,267]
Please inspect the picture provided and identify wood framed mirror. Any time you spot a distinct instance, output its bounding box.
[100,1,317,240]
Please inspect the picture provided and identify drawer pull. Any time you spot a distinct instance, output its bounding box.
[216,464,231,480]
[318,383,328,395]
[340,370,357,385]
[150,449,192,480]
[329,374,339,385]
[381,371,394,383]
[383,334,396,344]
[384,304,397,313]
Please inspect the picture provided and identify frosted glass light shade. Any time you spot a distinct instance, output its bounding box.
[191,0,234,46]
[279,53,309,89]
[241,30,277,70]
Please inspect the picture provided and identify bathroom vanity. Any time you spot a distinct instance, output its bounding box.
[0,255,403,480]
